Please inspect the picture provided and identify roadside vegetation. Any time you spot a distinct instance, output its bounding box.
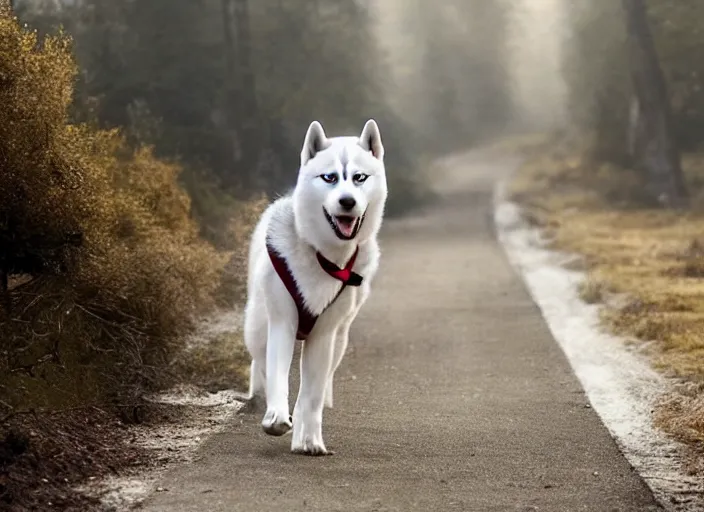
[0,7,260,509]
[509,0,704,472]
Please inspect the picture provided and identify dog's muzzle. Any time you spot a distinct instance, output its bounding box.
[323,207,365,241]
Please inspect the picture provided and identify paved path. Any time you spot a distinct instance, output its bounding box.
[141,150,660,512]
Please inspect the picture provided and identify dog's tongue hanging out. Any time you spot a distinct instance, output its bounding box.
[336,216,356,237]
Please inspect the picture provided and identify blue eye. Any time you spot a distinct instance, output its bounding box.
[320,173,338,184]
[353,173,369,185]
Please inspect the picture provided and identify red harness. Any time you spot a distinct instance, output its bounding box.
[266,241,363,340]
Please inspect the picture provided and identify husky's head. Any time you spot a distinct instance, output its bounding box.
[293,119,388,249]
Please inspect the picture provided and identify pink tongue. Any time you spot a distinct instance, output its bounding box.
[337,218,355,237]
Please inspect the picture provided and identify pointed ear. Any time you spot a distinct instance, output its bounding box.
[301,121,329,167]
[358,119,384,161]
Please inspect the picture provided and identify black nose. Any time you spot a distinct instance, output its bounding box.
[339,196,356,211]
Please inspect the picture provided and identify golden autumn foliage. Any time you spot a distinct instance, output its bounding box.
[0,8,251,411]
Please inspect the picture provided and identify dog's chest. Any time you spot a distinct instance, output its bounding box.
[294,263,361,317]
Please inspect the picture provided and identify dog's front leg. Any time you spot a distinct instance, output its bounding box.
[291,329,335,455]
[261,318,296,436]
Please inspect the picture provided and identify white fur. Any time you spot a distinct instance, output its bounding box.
[243,119,388,455]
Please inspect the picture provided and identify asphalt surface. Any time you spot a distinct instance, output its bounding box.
[140,150,660,512]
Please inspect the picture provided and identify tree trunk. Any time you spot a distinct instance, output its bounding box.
[622,0,688,208]
[232,0,268,191]
[221,0,243,170]
[232,0,259,123]
[222,0,265,192]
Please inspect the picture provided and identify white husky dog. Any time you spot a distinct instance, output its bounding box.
[243,119,387,455]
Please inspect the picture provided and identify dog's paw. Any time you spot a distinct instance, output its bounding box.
[291,419,331,455]
[262,409,292,437]
[291,438,332,456]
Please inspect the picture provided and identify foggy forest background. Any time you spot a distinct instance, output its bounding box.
[2,0,704,507]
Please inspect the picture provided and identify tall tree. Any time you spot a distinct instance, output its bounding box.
[622,0,688,207]
[222,0,267,191]
[221,0,242,185]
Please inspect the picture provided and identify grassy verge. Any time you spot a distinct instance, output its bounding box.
[508,138,704,471]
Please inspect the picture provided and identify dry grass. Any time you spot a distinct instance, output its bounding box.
[0,10,263,507]
[171,331,250,393]
[578,277,612,304]
[0,10,219,413]
[510,141,704,452]
[655,383,704,475]
[0,7,262,411]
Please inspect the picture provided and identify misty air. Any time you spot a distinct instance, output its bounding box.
[1,0,703,510]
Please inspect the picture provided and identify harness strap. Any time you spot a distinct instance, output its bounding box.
[316,250,363,286]
[266,240,363,341]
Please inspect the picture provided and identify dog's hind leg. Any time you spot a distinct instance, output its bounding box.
[324,317,353,409]
[236,359,267,415]
[248,359,265,397]
[241,359,266,413]
[325,289,368,409]
[241,301,268,413]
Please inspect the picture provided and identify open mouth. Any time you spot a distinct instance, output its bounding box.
[323,208,365,240]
